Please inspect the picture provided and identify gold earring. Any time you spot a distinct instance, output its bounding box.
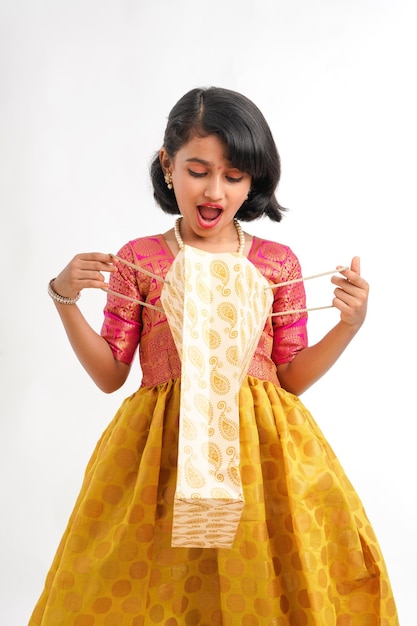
[164,171,173,190]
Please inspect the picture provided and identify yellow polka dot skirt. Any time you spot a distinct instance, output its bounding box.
[29,377,398,625]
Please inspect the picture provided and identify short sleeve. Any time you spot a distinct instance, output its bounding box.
[270,247,308,365]
[100,242,144,364]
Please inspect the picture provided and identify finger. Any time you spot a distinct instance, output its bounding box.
[333,286,358,307]
[77,252,114,263]
[332,276,366,296]
[335,257,360,279]
[332,260,367,291]
[350,256,360,275]
[76,253,117,272]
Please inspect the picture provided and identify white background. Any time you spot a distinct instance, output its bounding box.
[1,1,415,624]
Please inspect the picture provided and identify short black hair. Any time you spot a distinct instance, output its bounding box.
[150,87,286,222]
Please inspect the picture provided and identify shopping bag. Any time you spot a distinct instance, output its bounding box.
[161,246,273,548]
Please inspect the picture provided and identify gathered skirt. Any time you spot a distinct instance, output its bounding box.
[29,376,398,626]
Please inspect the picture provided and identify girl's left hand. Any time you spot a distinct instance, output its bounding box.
[331,256,369,329]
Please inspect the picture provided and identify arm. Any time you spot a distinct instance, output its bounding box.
[50,252,131,393]
[277,257,368,395]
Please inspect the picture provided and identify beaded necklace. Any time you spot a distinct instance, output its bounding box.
[174,217,245,255]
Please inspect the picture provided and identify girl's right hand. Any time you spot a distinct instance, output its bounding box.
[51,253,116,300]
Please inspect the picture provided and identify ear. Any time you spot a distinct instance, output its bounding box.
[159,147,171,173]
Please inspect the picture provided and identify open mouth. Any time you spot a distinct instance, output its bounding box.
[197,205,223,227]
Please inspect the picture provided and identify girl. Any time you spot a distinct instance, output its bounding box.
[31,87,398,625]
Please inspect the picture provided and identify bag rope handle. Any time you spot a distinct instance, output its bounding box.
[104,254,348,317]
[269,266,348,317]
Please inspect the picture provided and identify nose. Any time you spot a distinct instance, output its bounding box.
[204,174,223,201]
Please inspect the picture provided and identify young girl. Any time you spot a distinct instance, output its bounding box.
[31,87,398,625]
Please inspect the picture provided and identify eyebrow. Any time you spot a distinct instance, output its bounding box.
[185,157,212,166]
[185,157,239,169]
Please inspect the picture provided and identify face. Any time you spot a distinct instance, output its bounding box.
[160,134,251,245]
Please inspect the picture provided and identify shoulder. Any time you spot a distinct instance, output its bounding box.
[116,234,173,264]
[250,236,302,279]
[250,236,293,259]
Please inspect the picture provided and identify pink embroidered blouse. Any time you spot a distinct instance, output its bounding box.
[101,235,308,388]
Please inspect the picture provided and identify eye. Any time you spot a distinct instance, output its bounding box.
[188,169,207,178]
[226,175,244,183]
